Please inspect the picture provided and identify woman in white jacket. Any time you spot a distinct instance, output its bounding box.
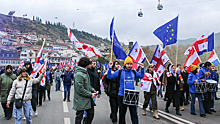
[6,67,45,124]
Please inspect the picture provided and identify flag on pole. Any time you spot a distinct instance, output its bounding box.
[31,39,46,78]
[97,61,100,68]
[19,60,24,68]
[39,58,47,86]
[182,46,201,73]
[207,50,220,66]
[55,61,57,68]
[184,32,214,55]
[67,28,101,58]
[153,15,178,48]
[151,44,170,77]
[128,41,146,69]
[110,17,127,60]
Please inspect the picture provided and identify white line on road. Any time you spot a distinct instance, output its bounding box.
[139,102,195,124]
[64,118,71,124]
[63,102,69,112]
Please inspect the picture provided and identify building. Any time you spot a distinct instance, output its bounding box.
[0,49,20,67]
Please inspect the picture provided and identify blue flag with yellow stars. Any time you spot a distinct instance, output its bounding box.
[110,17,127,60]
[153,15,178,48]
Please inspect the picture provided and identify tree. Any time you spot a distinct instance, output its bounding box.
[36,40,47,46]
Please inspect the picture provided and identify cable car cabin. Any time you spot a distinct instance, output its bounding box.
[157,3,163,10]
[138,10,143,17]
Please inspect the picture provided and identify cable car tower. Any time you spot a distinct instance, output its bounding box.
[157,0,163,10]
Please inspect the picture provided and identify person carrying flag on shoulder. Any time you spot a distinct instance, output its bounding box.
[141,64,161,119]
[187,65,206,117]
[107,56,145,124]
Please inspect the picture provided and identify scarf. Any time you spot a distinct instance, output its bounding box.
[23,76,31,80]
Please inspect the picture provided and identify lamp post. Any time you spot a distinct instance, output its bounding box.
[8,11,15,22]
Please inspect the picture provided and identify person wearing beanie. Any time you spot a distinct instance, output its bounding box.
[141,64,161,119]
[107,56,145,124]
[187,64,206,117]
[0,65,17,120]
[6,67,45,124]
[198,62,212,114]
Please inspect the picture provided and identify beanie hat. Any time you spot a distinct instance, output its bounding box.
[211,63,214,66]
[124,56,133,65]
[191,65,197,71]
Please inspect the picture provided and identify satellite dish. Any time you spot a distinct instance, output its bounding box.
[138,9,143,17]
[157,0,163,10]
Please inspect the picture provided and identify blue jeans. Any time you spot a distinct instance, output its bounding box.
[191,93,205,115]
[14,102,32,124]
[158,89,163,98]
[84,98,96,117]
[211,92,215,109]
[56,80,61,90]
[63,84,71,100]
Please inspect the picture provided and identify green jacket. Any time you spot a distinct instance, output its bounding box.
[72,66,95,111]
[0,69,17,103]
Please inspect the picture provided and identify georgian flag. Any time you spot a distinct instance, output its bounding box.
[182,46,201,73]
[184,32,214,55]
[151,44,170,77]
[208,50,220,66]
[39,58,47,86]
[19,60,24,68]
[128,41,146,69]
[31,39,46,78]
[67,28,101,58]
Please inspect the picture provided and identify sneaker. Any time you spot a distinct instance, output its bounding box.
[34,111,38,116]
[210,109,216,112]
[200,114,206,117]
[67,100,70,102]
[191,113,196,115]
[23,117,26,120]
[63,98,66,101]
[180,106,184,111]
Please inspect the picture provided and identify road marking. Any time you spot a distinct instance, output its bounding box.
[64,118,71,124]
[139,102,196,124]
[63,102,69,112]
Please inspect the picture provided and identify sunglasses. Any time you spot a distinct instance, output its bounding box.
[126,63,133,65]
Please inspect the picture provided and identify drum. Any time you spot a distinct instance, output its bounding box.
[123,89,140,106]
[206,80,217,92]
[194,82,207,93]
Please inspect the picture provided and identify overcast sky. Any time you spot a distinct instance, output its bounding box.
[0,0,219,46]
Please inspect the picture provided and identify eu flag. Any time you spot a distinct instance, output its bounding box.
[110,17,127,60]
[153,16,178,48]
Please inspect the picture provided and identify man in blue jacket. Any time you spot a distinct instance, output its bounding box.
[107,56,145,124]
[198,62,212,114]
[187,65,206,117]
[61,67,74,102]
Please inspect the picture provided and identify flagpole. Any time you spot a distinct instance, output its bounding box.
[175,41,178,66]
[110,31,114,62]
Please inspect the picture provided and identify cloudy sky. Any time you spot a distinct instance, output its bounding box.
[0,0,219,46]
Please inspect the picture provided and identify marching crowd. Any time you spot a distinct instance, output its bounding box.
[0,56,219,124]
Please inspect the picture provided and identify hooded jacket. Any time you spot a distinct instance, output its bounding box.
[0,66,17,103]
[107,68,144,96]
[73,66,95,111]
[187,72,201,93]
[7,73,44,104]
[87,67,101,94]
[199,66,211,80]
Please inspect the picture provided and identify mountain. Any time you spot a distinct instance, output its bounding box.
[178,32,220,46]
[0,13,111,47]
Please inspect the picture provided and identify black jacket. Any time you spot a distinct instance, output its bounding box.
[103,69,119,97]
[165,73,180,99]
[87,68,101,94]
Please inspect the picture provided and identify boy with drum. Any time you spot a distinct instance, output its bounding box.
[198,62,212,114]
[107,56,145,124]
[141,64,161,119]
[187,65,206,117]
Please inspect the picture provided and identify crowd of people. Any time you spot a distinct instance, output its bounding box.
[0,57,219,124]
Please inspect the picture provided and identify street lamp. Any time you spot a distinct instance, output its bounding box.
[8,10,15,22]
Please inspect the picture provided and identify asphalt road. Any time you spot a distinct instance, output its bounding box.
[0,82,220,124]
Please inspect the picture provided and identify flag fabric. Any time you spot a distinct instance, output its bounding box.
[208,50,220,66]
[153,16,178,48]
[128,41,146,69]
[67,28,101,58]
[184,32,215,55]
[39,58,47,86]
[182,46,201,73]
[140,72,160,92]
[110,17,127,60]
[150,44,170,77]
[19,60,24,68]
[60,61,63,69]
[71,60,75,69]
[55,61,57,68]
[31,39,46,78]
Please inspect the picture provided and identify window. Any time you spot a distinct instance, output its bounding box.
[2,54,4,57]
[7,54,9,57]
[12,54,13,57]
